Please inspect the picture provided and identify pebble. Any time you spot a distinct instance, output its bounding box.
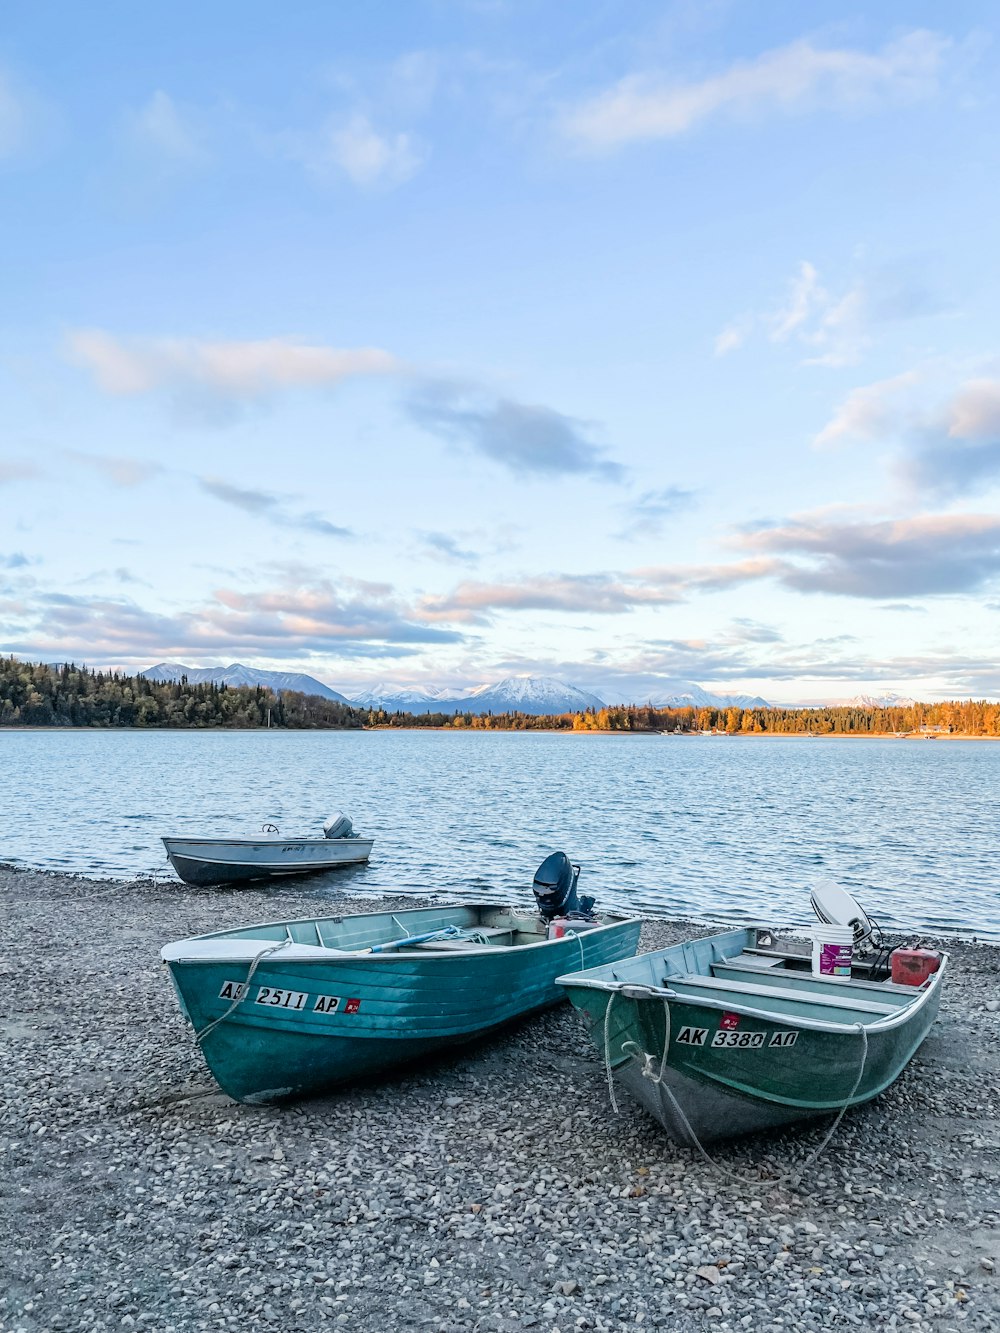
[1,866,998,1333]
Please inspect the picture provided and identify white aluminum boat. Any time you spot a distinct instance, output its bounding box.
[162,812,373,886]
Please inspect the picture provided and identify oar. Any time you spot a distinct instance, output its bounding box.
[362,925,463,954]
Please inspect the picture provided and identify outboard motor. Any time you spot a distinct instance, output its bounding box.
[323,811,354,840]
[532,852,594,921]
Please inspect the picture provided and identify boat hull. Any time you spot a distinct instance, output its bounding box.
[162,904,642,1103]
[162,836,374,885]
[559,928,946,1144]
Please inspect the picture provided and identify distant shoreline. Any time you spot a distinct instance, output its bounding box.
[2,725,998,740]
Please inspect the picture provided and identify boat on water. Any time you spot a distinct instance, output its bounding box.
[161,852,642,1103]
[558,923,946,1145]
[162,811,373,886]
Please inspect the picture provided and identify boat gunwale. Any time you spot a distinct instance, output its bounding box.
[162,837,375,852]
[162,904,641,965]
[556,949,948,1036]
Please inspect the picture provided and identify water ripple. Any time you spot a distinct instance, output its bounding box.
[1,730,998,940]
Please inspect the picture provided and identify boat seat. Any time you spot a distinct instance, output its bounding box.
[666,973,900,1016]
[723,954,787,970]
[713,959,916,1001]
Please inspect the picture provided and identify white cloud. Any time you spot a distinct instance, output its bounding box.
[562,30,948,150]
[305,113,425,188]
[67,330,401,399]
[816,370,1000,498]
[771,261,825,341]
[716,260,871,367]
[65,451,162,486]
[947,378,1000,440]
[734,511,1000,599]
[814,370,922,449]
[128,90,206,163]
[713,322,748,356]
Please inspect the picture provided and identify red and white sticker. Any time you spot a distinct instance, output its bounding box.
[720,1012,741,1031]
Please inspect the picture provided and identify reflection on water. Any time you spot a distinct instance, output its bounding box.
[2,729,998,940]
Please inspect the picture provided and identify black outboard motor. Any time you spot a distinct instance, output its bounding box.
[532,852,595,921]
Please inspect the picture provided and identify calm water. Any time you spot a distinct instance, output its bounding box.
[2,729,998,940]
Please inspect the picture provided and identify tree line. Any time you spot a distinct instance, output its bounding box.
[0,658,364,729]
[372,700,1000,735]
[3,658,999,735]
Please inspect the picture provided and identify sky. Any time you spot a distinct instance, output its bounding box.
[2,1,1000,705]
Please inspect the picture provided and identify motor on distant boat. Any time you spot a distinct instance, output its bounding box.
[532,851,595,921]
[323,812,355,839]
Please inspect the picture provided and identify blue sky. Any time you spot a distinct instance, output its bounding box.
[2,1,1000,703]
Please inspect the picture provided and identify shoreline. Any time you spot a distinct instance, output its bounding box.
[2,865,998,1332]
[3,724,1000,740]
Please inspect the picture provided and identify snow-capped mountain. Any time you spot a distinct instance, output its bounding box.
[349,676,605,716]
[848,693,918,708]
[347,682,458,709]
[138,662,767,715]
[461,676,605,715]
[600,681,769,709]
[140,662,351,704]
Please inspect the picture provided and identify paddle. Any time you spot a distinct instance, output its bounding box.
[362,925,463,954]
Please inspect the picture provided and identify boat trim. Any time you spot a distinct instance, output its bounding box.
[554,956,947,1036]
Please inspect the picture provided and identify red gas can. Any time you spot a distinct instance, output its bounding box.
[891,949,941,986]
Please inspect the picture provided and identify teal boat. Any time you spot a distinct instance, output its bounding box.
[162,858,641,1104]
[557,926,947,1145]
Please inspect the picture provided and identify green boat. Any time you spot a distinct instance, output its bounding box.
[162,857,641,1104]
[557,926,947,1145]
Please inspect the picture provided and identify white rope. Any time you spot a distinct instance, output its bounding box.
[605,992,871,1188]
[573,929,586,974]
[195,938,291,1044]
[602,991,621,1114]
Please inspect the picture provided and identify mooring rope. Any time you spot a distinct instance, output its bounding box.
[194,938,292,1044]
[602,990,621,1113]
[602,992,870,1187]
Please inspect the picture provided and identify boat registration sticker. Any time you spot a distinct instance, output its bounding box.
[709,1029,800,1050]
[676,1026,709,1046]
[768,1031,798,1048]
[254,986,307,1011]
[712,1030,766,1049]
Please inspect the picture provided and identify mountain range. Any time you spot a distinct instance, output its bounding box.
[140,663,768,715]
[140,662,351,704]
[847,693,918,708]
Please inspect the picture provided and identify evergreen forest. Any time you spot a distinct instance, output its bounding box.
[0,658,364,729]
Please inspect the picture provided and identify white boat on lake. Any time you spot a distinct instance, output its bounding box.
[162,812,373,886]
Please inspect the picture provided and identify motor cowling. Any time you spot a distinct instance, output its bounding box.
[532,852,594,920]
[323,811,354,839]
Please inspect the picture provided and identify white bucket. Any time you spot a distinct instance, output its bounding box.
[811,925,853,979]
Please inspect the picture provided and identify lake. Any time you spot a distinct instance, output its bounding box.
[2,728,998,940]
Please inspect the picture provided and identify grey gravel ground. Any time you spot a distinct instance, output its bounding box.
[1,864,998,1333]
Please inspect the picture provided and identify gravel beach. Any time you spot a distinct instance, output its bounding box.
[1,865,998,1333]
